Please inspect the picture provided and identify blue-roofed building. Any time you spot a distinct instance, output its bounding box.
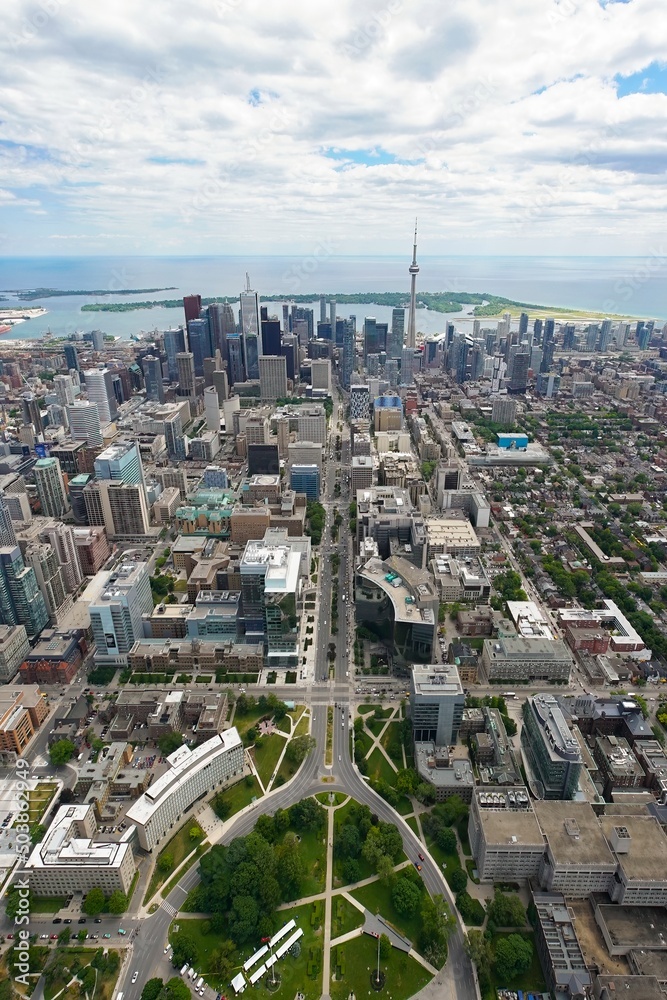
[497,432,529,450]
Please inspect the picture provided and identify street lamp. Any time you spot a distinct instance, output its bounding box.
[375,933,381,987]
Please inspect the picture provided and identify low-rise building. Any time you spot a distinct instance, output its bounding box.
[534,800,617,897]
[0,685,48,755]
[24,803,136,896]
[481,636,572,683]
[430,554,491,604]
[594,735,645,800]
[468,787,544,882]
[532,891,591,998]
[126,730,244,851]
[414,742,474,802]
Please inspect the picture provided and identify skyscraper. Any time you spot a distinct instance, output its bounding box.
[0,493,17,548]
[94,440,144,486]
[0,545,49,638]
[240,278,261,380]
[163,327,187,381]
[66,401,102,447]
[226,334,245,386]
[261,318,281,356]
[64,343,79,373]
[342,319,355,389]
[53,374,76,407]
[387,308,405,358]
[183,294,202,324]
[143,355,165,403]
[204,386,221,433]
[83,368,118,423]
[88,560,153,664]
[406,220,419,349]
[259,356,288,401]
[176,351,196,397]
[33,458,69,518]
[187,317,214,377]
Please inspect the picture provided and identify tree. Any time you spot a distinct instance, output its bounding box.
[379,933,392,960]
[464,929,492,968]
[342,859,361,883]
[92,737,104,753]
[396,768,420,796]
[449,868,467,894]
[391,877,421,916]
[494,934,533,981]
[487,889,526,928]
[158,732,183,755]
[83,887,106,916]
[49,739,75,766]
[189,825,203,841]
[160,977,191,1000]
[289,797,326,831]
[285,735,316,765]
[336,824,362,860]
[209,940,236,980]
[141,978,164,1000]
[107,890,128,914]
[170,931,197,969]
[419,895,455,967]
[57,928,71,946]
[158,853,174,873]
[77,929,88,942]
[228,894,259,944]
[30,823,47,844]
[436,827,457,853]
[5,886,31,919]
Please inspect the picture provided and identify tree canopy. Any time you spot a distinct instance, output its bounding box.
[49,739,76,766]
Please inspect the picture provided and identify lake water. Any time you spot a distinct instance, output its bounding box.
[0,254,664,340]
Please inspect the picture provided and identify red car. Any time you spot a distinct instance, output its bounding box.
[418,853,425,861]
[7,934,13,940]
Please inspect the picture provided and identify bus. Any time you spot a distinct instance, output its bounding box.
[502,691,517,699]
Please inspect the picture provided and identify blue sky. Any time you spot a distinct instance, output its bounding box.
[0,0,666,256]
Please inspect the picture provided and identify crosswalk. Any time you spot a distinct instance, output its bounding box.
[160,900,177,917]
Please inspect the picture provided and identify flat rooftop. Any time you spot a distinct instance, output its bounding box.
[599,814,667,881]
[534,800,615,867]
[478,798,543,848]
[412,664,463,697]
[596,904,667,950]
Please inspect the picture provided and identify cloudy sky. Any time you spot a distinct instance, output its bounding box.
[1,0,666,256]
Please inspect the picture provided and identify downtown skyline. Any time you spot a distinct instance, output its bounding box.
[1,0,666,257]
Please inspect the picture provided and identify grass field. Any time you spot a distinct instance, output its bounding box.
[315,792,347,806]
[232,704,273,742]
[7,944,50,996]
[211,775,263,820]
[293,826,327,896]
[357,704,375,715]
[366,717,388,738]
[366,747,398,784]
[381,721,403,760]
[330,895,364,939]
[42,947,121,1000]
[26,782,58,823]
[174,902,325,1000]
[330,931,431,1000]
[351,874,425,947]
[31,896,68,913]
[294,712,310,738]
[353,730,373,757]
[405,816,420,837]
[252,732,287,786]
[424,833,464,890]
[160,842,209,899]
[484,931,547,1000]
[144,821,206,903]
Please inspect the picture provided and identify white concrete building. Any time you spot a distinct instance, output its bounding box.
[126,730,244,851]
[24,803,136,896]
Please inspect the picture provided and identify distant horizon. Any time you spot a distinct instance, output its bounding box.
[0,252,664,262]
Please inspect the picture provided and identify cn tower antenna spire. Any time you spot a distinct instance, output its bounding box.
[406,218,419,349]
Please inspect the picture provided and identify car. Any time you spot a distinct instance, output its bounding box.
[94,918,103,923]
[338,755,341,761]
[164,946,170,954]
[6,934,13,940]
[415,863,422,871]
[118,928,126,935]
[131,972,139,984]
[64,919,72,924]
[418,853,425,861]
[40,934,49,939]
[50,934,58,940]
[103,933,112,939]
[78,918,87,924]
[52,918,62,924]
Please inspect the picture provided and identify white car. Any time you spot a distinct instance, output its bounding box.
[131,972,139,984]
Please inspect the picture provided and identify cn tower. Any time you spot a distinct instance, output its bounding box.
[406,219,419,348]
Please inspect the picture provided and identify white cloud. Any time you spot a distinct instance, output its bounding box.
[0,0,665,254]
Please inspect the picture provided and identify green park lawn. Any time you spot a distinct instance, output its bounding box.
[252,732,287,786]
[294,712,310,738]
[354,730,373,757]
[315,792,347,806]
[172,902,325,999]
[351,874,426,948]
[330,895,364,939]
[367,717,389,738]
[292,826,327,896]
[381,721,403,759]
[366,747,398,784]
[211,775,263,820]
[357,704,376,715]
[424,833,465,891]
[405,816,420,837]
[42,947,121,1000]
[144,821,206,903]
[31,896,68,913]
[330,931,431,1000]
